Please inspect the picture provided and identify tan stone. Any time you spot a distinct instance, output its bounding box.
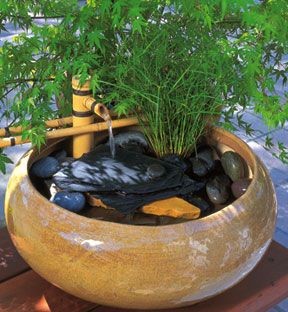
[140,197,200,219]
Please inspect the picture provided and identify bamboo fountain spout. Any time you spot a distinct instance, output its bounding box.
[84,98,111,122]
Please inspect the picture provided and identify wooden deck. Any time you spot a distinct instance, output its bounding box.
[1,227,288,312]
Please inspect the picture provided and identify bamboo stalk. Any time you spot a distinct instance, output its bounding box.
[72,76,95,158]
[0,112,120,137]
[44,116,73,128]
[0,117,139,148]
[0,116,73,137]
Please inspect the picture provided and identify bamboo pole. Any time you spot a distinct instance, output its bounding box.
[71,76,118,158]
[0,117,139,148]
[0,116,73,137]
[0,111,120,137]
[72,76,95,158]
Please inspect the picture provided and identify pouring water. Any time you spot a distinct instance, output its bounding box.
[94,103,116,158]
[107,119,115,158]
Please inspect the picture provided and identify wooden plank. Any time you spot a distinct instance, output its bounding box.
[0,227,30,283]
[89,241,288,312]
[0,270,99,312]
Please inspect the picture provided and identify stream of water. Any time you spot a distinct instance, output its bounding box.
[107,119,115,158]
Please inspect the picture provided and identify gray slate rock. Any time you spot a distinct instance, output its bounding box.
[161,154,189,172]
[53,146,204,214]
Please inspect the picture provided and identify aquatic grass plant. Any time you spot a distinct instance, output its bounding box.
[100,46,224,157]
[97,13,240,157]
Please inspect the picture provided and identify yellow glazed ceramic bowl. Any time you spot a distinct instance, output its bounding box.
[5,127,277,310]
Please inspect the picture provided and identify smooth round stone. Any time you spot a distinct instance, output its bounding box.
[147,164,166,179]
[52,191,86,212]
[51,149,67,162]
[30,156,60,178]
[221,151,245,182]
[162,154,189,172]
[191,158,208,177]
[232,178,252,198]
[197,147,215,171]
[206,175,230,204]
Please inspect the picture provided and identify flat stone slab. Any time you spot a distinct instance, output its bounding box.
[52,147,203,213]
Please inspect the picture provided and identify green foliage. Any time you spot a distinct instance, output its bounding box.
[0,0,288,167]
[0,149,13,174]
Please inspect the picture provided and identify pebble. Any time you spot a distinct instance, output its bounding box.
[221,151,245,182]
[196,147,215,171]
[51,149,67,162]
[191,158,208,177]
[147,164,166,179]
[51,191,86,212]
[206,175,231,204]
[189,147,215,177]
[30,156,60,178]
[231,178,252,198]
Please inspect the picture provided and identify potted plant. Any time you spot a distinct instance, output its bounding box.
[1,0,287,309]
